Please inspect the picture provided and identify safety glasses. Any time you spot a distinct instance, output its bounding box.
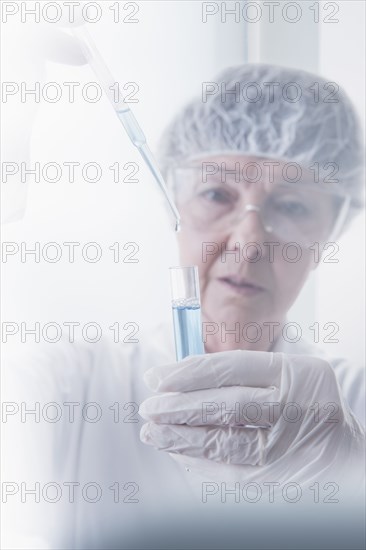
[170,167,350,247]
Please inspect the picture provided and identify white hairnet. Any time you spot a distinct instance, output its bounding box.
[158,64,364,212]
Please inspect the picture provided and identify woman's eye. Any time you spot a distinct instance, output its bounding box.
[198,188,232,204]
[275,199,310,217]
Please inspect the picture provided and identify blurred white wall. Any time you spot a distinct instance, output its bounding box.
[317,0,365,363]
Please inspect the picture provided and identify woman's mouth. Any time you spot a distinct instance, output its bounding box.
[218,276,265,296]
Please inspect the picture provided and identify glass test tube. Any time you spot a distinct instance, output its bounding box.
[169,266,205,361]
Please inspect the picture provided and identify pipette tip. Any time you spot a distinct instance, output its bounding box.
[175,220,181,232]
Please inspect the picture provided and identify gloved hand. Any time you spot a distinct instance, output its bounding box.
[139,350,365,493]
[2,23,86,223]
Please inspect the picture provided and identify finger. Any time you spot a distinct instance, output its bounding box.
[143,350,282,393]
[139,386,280,427]
[140,422,266,466]
[36,29,87,65]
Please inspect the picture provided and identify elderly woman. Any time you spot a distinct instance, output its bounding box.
[4,64,365,550]
[138,62,364,486]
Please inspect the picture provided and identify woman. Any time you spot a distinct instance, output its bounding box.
[138,62,364,493]
[4,64,365,549]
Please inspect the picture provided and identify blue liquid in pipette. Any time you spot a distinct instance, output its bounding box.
[172,304,205,361]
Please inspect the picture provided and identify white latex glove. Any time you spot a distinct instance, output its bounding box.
[140,351,365,492]
[2,23,86,223]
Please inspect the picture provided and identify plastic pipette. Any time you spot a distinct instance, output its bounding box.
[73,27,181,232]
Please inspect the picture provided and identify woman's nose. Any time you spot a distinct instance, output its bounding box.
[226,206,270,259]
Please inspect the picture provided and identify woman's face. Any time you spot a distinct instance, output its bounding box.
[175,154,333,352]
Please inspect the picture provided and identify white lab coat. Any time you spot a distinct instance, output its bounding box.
[2,323,365,549]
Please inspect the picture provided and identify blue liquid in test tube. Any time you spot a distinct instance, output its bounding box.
[172,302,204,361]
[170,267,205,361]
